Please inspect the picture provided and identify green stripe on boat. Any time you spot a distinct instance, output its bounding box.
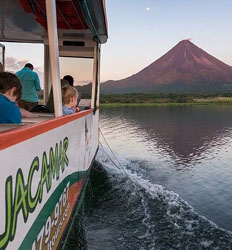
[19,171,87,250]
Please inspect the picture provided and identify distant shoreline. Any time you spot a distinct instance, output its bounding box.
[100,102,232,107]
[100,95,232,107]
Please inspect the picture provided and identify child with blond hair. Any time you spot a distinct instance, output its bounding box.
[62,85,80,115]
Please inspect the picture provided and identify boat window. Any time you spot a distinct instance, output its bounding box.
[59,57,93,109]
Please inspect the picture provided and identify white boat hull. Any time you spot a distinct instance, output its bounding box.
[0,109,99,250]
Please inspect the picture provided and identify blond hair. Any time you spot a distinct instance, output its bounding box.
[62,85,78,105]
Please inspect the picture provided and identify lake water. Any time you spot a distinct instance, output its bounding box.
[69,105,232,249]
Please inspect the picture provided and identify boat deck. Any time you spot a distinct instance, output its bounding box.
[0,113,54,133]
[22,113,55,124]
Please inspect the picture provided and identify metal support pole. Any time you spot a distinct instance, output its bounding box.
[91,42,98,109]
[96,44,101,107]
[43,45,49,104]
[45,0,62,117]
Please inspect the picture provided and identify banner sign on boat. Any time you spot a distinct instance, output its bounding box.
[0,113,99,250]
[0,136,69,249]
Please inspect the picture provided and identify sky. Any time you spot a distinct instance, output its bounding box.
[2,0,232,84]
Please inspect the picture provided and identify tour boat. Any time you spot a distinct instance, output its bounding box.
[0,0,107,249]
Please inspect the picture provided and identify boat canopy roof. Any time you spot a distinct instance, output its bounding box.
[0,0,108,44]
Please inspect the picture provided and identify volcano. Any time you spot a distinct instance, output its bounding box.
[101,40,232,94]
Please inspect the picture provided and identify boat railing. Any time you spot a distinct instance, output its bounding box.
[21,113,55,124]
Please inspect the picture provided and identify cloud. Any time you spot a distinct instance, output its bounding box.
[5,56,44,87]
[146,7,150,12]
[5,57,28,72]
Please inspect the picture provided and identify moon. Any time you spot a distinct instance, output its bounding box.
[146,7,150,12]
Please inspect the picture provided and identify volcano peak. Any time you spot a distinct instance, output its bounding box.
[102,41,232,94]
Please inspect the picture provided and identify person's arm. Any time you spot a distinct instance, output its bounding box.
[34,72,41,91]
[74,107,80,113]
[20,108,38,118]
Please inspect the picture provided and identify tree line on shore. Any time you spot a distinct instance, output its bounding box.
[100,93,232,104]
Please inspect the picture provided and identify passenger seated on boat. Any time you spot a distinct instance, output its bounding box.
[0,72,22,124]
[62,85,80,115]
[63,75,74,86]
[63,75,81,106]
[16,63,41,111]
[46,78,70,113]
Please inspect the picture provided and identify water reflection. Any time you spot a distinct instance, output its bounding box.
[100,106,232,167]
[100,105,232,230]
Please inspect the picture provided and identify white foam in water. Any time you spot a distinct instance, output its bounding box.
[98,146,188,212]
[97,147,200,219]
[96,146,232,249]
[200,241,214,247]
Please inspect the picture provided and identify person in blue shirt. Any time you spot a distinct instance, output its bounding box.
[62,85,80,115]
[0,72,22,124]
[16,63,41,111]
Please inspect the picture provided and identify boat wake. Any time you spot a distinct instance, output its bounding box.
[82,147,232,250]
